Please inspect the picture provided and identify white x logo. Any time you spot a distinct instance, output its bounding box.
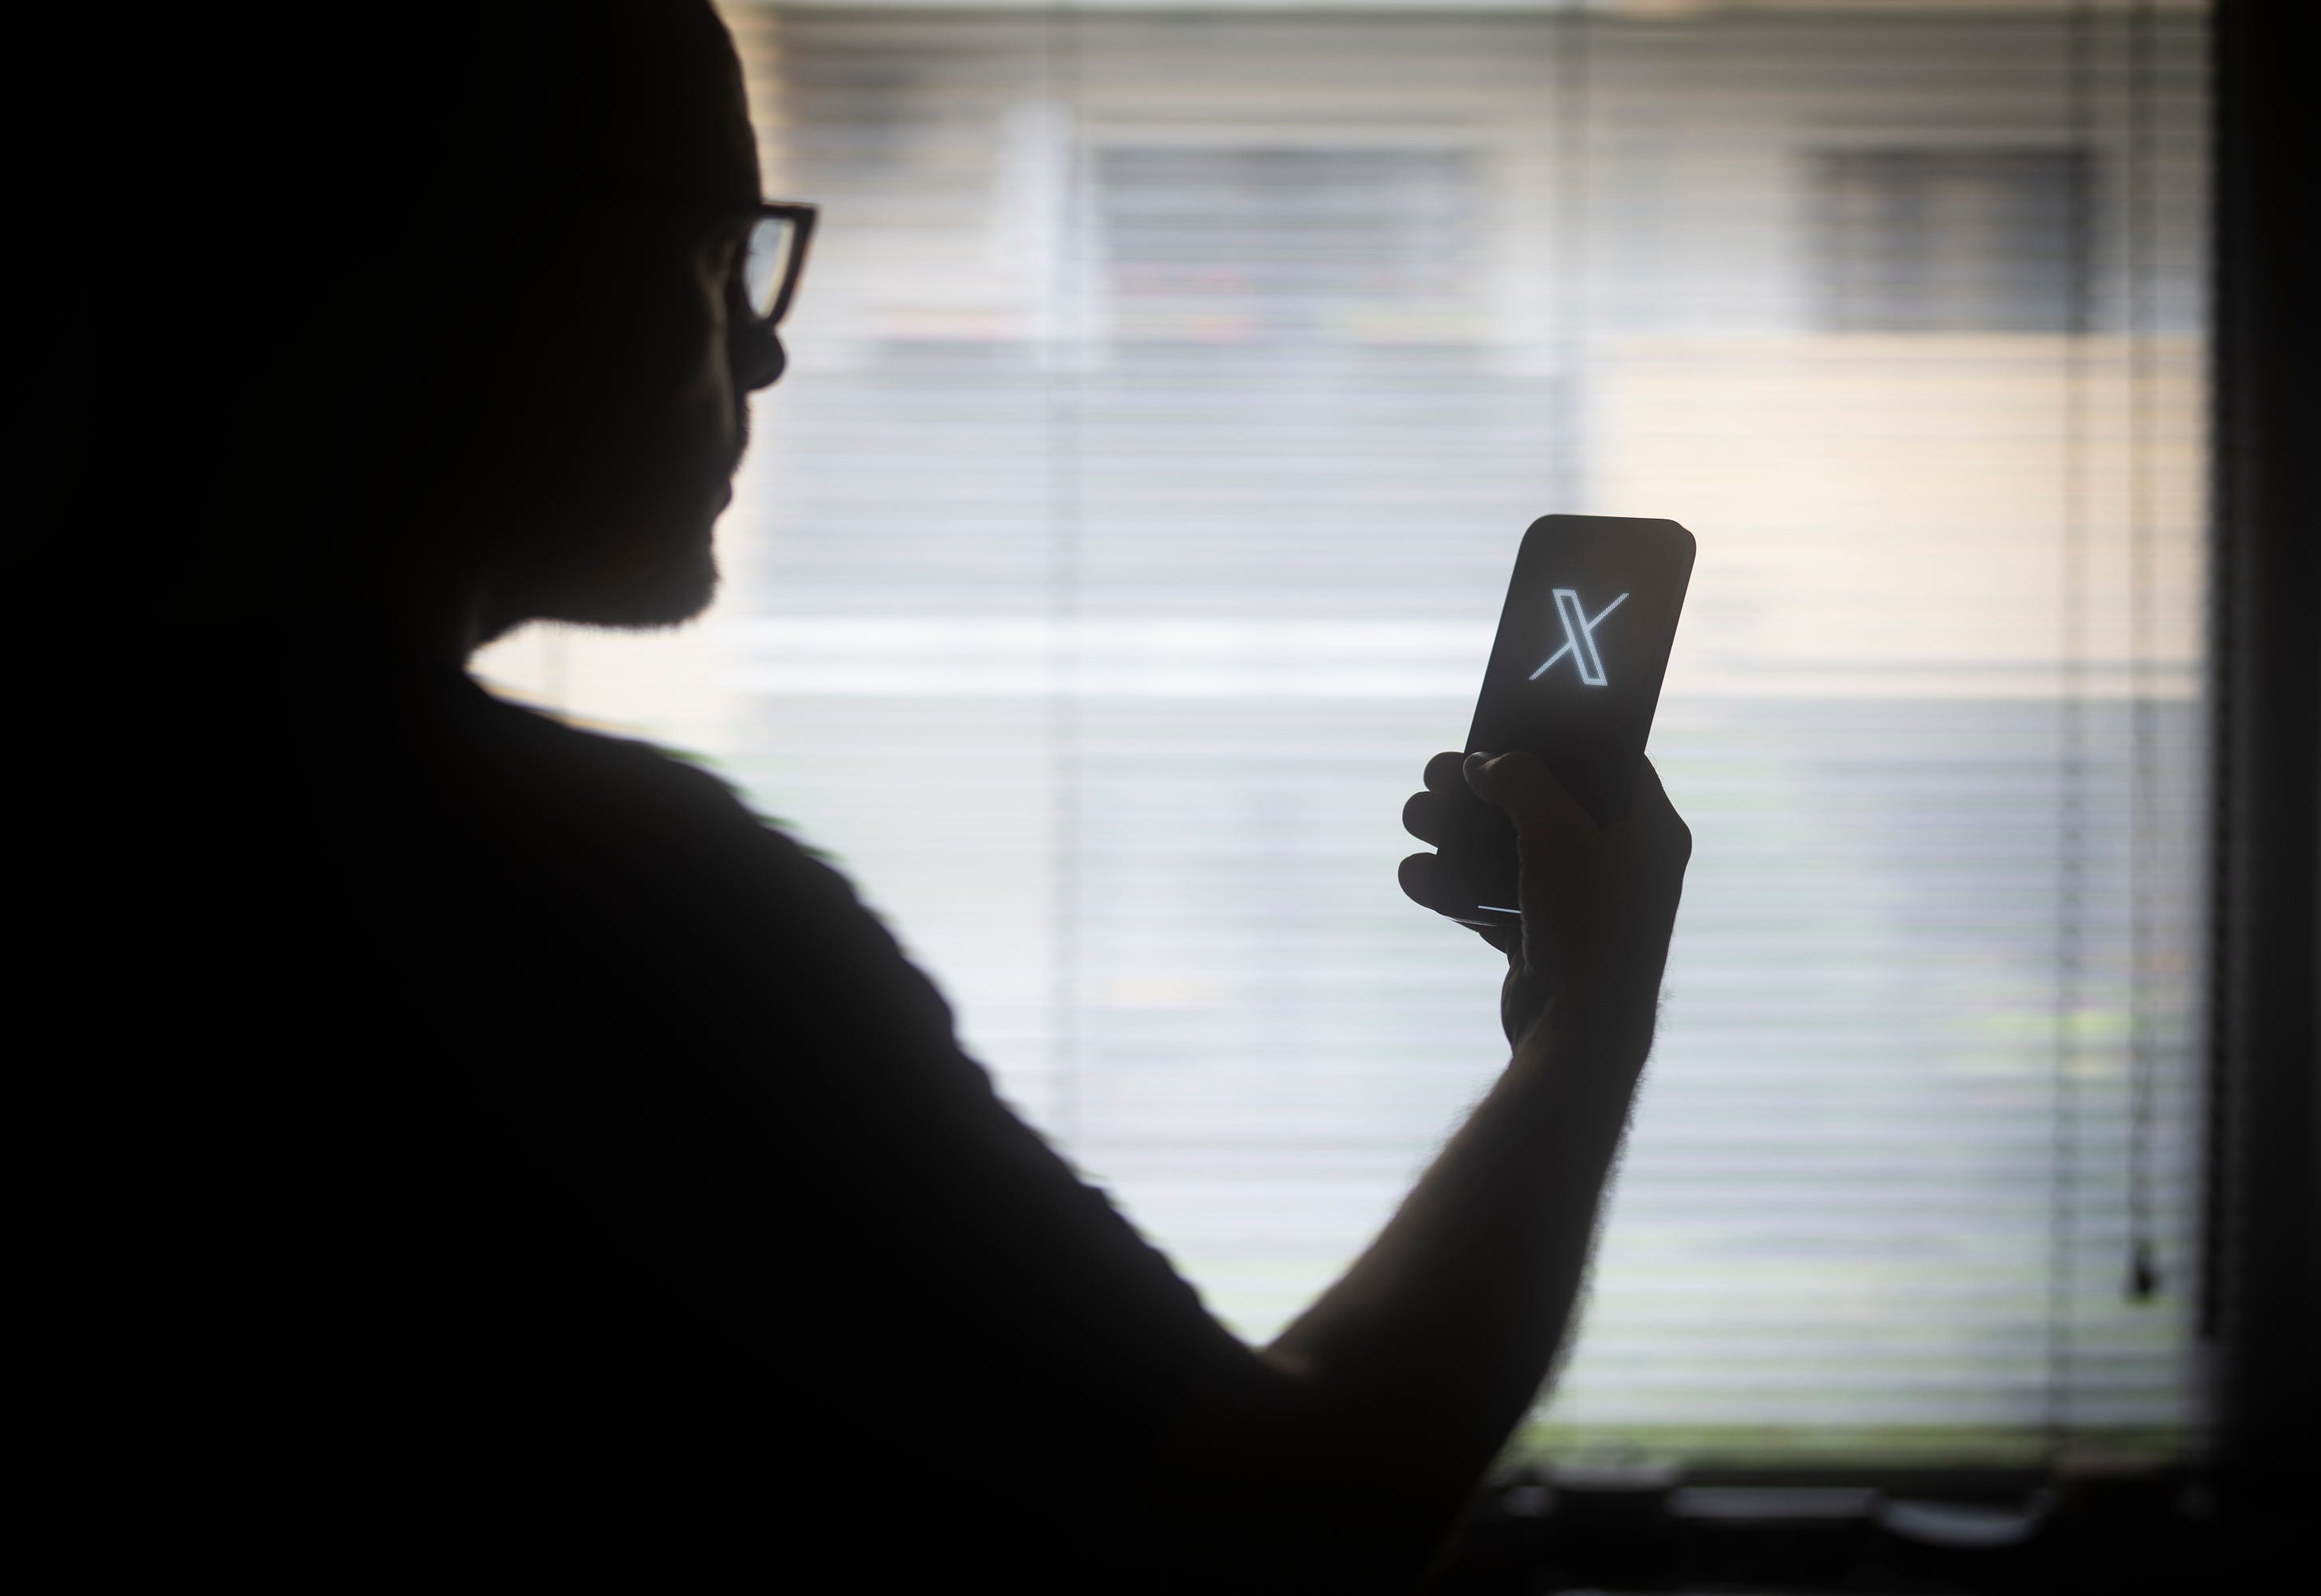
[1530,589,1628,686]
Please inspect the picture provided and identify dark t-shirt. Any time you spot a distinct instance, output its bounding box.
[129,634,1239,1584]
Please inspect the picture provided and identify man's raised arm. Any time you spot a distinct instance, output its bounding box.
[1140,751,1691,1590]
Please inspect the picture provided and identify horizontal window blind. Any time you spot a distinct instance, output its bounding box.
[477,0,2212,1467]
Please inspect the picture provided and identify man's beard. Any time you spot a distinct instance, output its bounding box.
[514,421,743,631]
[527,514,723,631]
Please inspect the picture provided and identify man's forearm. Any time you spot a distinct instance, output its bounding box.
[1262,998,1651,1552]
[1142,752,1686,1588]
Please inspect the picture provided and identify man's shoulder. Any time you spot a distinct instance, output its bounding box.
[441,681,921,994]
[460,684,744,810]
[450,683,804,872]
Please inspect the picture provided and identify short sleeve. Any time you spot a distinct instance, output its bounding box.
[438,701,1244,1572]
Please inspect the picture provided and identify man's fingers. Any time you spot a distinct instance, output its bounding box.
[1422,750,1471,795]
[1398,850,1476,917]
[1463,750,1592,837]
[1397,851,1451,912]
[1400,788,1458,847]
[1400,853,1520,952]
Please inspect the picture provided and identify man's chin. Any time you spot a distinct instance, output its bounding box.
[533,539,721,632]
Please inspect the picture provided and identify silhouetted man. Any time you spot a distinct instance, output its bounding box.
[84,3,1689,1587]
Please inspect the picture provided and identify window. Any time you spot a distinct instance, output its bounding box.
[478,1,2213,1469]
[1098,145,1485,346]
[1815,149,2093,331]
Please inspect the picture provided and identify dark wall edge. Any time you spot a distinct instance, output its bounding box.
[2204,0,2321,1495]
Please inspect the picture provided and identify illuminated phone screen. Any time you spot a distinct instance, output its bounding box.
[1436,514,1695,926]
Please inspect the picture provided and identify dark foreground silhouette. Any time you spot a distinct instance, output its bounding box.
[81,3,1690,1587]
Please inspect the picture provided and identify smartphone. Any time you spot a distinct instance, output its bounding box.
[1433,514,1695,928]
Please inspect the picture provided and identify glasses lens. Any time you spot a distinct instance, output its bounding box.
[743,215,799,322]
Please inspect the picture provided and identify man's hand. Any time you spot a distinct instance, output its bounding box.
[1398,751,1691,1050]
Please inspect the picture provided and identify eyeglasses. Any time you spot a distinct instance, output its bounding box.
[521,175,819,328]
[737,201,817,329]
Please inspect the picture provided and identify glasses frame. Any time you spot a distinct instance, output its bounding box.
[513,174,820,330]
[737,200,818,330]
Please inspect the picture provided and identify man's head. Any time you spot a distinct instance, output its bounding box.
[161,1,787,648]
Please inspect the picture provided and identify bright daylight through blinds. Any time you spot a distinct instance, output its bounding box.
[476,0,2211,1465]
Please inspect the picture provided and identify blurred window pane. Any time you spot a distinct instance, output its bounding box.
[479,1,2213,1470]
[1816,148,2092,331]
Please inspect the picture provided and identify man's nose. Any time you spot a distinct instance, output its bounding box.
[737,325,786,393]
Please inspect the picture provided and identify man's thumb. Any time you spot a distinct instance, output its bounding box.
[1464,751,1589,832]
